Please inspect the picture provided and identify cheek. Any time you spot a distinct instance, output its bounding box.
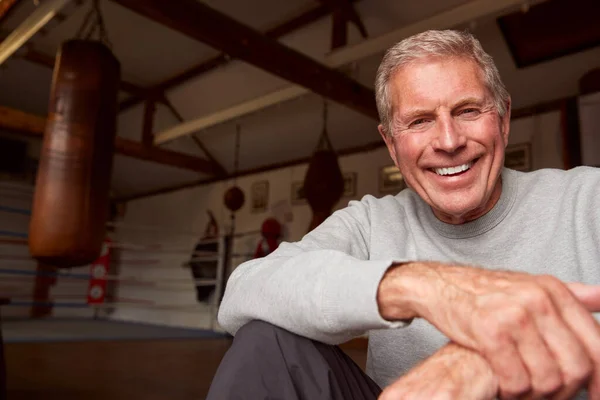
[394,135,427,166]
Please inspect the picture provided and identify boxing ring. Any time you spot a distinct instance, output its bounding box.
[0,181,259,342]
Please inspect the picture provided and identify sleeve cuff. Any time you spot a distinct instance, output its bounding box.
[319,255,412,335]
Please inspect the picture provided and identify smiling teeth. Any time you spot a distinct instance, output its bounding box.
[434,162,473,176]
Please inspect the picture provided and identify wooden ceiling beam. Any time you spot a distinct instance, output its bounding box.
[159,95,228,177]
[0,104,45,135]
[113,137,220,174]
[318,0,368,39]
[154,0,530,144]
[331,9,348,50]
[141,99,156,146]
[111,0,378,120]
[118,1,358,114]
[0,0,20,24]
[18,46,145,96]
[0,105,219,174]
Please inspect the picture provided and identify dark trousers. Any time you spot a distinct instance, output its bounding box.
[0,315,6,400]
[207,320,382,399]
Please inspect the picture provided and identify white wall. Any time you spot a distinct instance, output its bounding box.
[0,181,97,320]
[0,182,35,318]
[116,110,568,330]
[508,111,564,170]
[579,92,600,167]
[110,145,396,330]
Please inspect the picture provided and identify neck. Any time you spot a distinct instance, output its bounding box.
[433,176,503,225]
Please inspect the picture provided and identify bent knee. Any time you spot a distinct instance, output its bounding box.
[236,320,283,337]
[234,320,301,346]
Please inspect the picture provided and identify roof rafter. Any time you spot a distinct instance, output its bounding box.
[110,0,377,120]
[17,45,145,95]
[118,1,360,113]
[0,105,220,174]
[153,0,533,145]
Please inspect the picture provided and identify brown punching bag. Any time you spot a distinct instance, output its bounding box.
[303,102,344,232]
[29,40,120,268]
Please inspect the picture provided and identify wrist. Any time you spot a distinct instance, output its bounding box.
[440,343,498,397]
[377,261,437,321]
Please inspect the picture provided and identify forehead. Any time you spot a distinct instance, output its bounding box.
[389,57,489,111]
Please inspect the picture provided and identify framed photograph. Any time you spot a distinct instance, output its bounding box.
[342,172,357,197]
[504,143,532,172]
[379,165,406,193]
[251,180,269,212]
[291,181,306,205]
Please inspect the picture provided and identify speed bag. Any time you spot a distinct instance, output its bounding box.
[28,40,120,268]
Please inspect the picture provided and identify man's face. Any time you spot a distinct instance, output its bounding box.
[379,57,511,224]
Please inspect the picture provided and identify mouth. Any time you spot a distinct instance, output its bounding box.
[431,158,478,177]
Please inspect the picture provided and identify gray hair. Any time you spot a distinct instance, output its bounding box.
[375,29,510,136]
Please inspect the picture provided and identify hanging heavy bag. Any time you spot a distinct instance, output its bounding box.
[303,102,344,232]
[28,40,120,268]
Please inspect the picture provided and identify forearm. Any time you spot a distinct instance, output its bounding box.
[218,246,408,344]
[381,342,499,400]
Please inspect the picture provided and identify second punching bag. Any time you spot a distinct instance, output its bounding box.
[29,40,120,268]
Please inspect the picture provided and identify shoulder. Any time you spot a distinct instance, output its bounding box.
[511,166,600,190]
[336,190,419,222]
[508,167,600,207]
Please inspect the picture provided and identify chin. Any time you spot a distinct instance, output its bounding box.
[432,196,485,223]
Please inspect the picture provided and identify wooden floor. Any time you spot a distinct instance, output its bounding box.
[5,338,368,399]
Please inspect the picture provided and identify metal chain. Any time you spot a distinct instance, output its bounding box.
[75,0,113,48]
[316,98,334,151]
[233,124,241,182]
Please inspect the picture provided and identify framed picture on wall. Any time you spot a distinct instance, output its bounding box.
[379,165,406,193]
[504,143,532,171]
[342,172,357,197]
[251,180,269,212]
[291,181,306,205]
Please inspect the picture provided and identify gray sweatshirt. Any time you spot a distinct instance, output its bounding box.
[218,167,600,393]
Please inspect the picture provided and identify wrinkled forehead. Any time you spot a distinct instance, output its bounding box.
[387,56,490,112]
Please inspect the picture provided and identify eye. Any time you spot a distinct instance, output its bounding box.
[458,108,479,116]
[410,118,430,127]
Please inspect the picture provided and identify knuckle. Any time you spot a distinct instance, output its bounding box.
[500,381,531,398]
[478,321,505,351]
[480,310,510,336]
[523,286,554,315]
[538,274,563,290]
[538,275,573,301]
[533,373,563,395]
[504,304,530,330]
[564,359,593,385]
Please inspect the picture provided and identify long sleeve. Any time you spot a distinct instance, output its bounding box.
[217,199,409,345]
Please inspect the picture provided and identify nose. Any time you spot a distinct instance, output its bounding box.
[431,116,467,154]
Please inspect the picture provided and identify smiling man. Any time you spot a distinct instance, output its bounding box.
[379,56,508,225]
[208,30,600,400]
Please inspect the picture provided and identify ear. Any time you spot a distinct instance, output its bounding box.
[378,124,399,165]
[501,97,512,146]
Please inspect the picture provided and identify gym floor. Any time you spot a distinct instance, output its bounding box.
[3,320,368,399]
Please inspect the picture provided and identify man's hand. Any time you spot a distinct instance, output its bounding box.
[377,262,600,399]
[379,342,498,400]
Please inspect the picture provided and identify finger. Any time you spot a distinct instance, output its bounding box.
[512,306,563,397]
[567,282,600,311]
[542,277,600,397]
[475,314,531,398]
[589,373,600,400]
[528,295,589,399]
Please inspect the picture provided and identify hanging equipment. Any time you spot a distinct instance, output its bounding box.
[303,100,344,232]
[223,124,245,213]
[29,0,120,268]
